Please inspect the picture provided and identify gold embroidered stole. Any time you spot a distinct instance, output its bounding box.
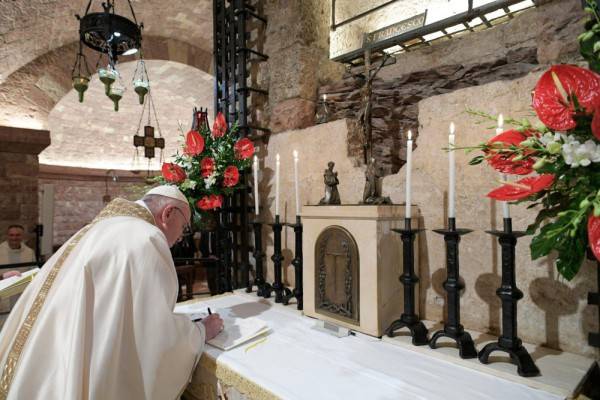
[0,198,155,398]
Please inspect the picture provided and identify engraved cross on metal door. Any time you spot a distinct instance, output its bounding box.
[315,226,360,324]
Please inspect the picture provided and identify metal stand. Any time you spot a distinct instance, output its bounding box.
[250,221,268,297]
[283,216,303,310]
[264,216,291,303]
[588,260,600,348]
[430,218,477,358]
[479,218,540,377]
[386,218,429,346]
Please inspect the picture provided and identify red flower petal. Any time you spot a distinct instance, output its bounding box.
[532,65,600,131]
[212,112,227,138]
[161,163,186,183]
[184,130,205,156]
[223,165,240,187]
[234,138,255,160]
[485,129,536,175]
[210,194,223,209]
[487,174,555,201]
[196,196,212,211]
[200,157,216,178]
[588,215,600,262]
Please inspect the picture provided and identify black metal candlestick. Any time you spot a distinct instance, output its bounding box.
[430,218,477,358]
[250,220,269,296]
[479,218,540,377]
[386,217,429,346]
[283,216,303,310]
[264,216,291,303]
[588,259,600,348]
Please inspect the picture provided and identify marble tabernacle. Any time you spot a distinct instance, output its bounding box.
[303,204,419,337]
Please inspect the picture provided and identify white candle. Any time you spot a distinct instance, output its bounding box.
[293,150,300,216]
[496,114,510,218]
[275,153,280,217]
[253,155,259,216]
[448,122,456,219]
[405,130,413,219]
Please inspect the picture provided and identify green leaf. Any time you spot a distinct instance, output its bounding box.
[555,234,585,281]
[530,227,558,259]
[469,155,484,165]
[579,31,595,42]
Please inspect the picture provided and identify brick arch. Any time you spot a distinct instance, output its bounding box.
[0,36,213,130]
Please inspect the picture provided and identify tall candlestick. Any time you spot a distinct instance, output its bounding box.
[293,150,300,216]
[275,153,280,216]
[496,114,510,219]
[253,155,259,216]
[405,130,413,219]
[448,122,456,219]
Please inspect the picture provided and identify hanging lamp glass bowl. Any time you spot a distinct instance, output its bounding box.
[108,85,125,111]
[133,79,149,104]
[98,67,118,95]
[72,76,90,103]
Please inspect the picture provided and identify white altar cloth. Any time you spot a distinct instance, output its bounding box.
[176,292,562,400]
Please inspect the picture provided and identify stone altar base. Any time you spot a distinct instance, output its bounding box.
[302,205,419,337]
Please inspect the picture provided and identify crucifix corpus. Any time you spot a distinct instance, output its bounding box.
[357,37,392,205]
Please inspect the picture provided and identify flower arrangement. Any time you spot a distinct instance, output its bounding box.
[464,2,600,281]
[159,110,255,217]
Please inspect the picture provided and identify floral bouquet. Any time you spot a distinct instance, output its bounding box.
[159,110,255,220]
[464,2,600,281]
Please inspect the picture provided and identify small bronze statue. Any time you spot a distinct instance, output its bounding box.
[319,161,341,205]
[362,158,391,205]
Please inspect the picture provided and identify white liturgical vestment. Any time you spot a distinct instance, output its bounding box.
[0,198,204,399]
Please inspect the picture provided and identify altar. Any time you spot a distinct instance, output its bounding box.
[177,291,591,400]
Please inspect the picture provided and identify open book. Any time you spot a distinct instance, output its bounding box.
[207,316,269,351]
[0,268,40,300]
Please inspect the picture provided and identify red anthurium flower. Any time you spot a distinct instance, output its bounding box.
[212,112,227,138]
[197,196,213,211]
[197,194,224,210]
[532,65,600,131]
[588,215,600,261]
[210,194,223,209]
[161,163,186,183]
[487,174,555,201]
[184,130,205,156]
[234,137,254,160]
[200,157,216,178]
[485,129,536,175]
[223,165,240,187]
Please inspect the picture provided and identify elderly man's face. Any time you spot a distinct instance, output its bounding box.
[163,204,191,247]
[7,227,24,249]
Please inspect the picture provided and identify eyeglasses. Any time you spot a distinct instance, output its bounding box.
[172,207,192,243]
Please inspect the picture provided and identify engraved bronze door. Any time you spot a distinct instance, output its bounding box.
[315,226,359,324]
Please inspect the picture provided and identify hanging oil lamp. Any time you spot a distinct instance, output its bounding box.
[71,41,92,103]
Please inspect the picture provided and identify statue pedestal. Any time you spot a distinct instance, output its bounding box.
[302,205,419,337]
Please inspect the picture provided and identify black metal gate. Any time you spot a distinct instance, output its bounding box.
[213,0,269,292]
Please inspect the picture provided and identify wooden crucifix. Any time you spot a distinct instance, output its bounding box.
[133,125,165,159]
[356,38,392,165]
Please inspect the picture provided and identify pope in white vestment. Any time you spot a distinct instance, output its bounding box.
[0,186,222,399]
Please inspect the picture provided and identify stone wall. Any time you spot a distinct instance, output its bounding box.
[258,0,598,359]
[39,166,153,246]
[263,0,345,133]
[260,107,598,360]
[0,126,50,248]
[317,0,585,173]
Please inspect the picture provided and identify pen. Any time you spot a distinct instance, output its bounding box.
[208,307,212,315]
